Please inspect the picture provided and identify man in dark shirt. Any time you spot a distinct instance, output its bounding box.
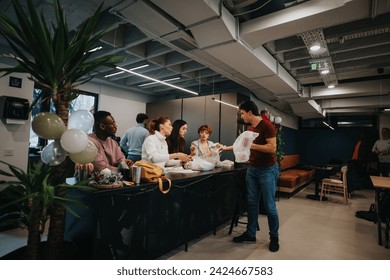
[232,101,280,252]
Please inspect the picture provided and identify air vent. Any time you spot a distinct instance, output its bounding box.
[170,38,197,51]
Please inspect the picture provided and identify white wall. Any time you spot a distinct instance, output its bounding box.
[0,70,34,180]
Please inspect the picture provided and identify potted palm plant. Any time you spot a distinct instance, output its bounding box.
[0,0,122,259]
[0,160,92,259]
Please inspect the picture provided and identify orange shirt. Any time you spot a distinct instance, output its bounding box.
[352,140,361,160]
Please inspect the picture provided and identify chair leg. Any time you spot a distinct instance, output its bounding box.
[320,184,325,201]
[385,217,389,249]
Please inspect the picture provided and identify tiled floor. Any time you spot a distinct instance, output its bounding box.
[1,183,389,259]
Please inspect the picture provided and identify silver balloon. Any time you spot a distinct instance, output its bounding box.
[41,140,67,166]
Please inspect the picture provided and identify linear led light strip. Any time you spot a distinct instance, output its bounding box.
[104,64,149,78]
[116,66,198,95]
[139,77,180,87]
[212,98,238,108]
[322,121,334,130]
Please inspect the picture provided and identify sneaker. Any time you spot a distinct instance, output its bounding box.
[269,236,279,252]
[232,232,256,243]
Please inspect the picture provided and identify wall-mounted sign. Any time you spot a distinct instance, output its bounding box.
[9,76,22,88]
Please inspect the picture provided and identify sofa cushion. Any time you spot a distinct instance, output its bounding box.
[279,155,300,170]
[284,169,312,182]
[278,174,300,188]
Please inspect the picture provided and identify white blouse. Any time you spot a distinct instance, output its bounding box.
[142,131,170,167]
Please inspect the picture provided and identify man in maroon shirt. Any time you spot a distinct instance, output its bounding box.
[232,101,280,252]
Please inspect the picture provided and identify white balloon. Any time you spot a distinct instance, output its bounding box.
[60,129,88,153]
[41,140,67,166]
[68,110,94,133]
[274,116,282,124]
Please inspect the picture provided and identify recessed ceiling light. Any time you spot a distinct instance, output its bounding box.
[320,69,330,75]
[310,42,321,51]
[328,84,335,89]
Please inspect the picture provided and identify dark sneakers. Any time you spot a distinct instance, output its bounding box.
[232,232,256,243]
[269,236,279,252]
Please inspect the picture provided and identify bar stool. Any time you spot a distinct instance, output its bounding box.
[228,176,260,234]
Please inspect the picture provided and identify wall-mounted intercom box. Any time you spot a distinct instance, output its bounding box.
[0,96,30,124]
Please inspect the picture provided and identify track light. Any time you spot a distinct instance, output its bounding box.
[211,98,238,108]
[138,77,180,87]
[116,66,198,95]
[104,64,149,78]
[322,121,334,130]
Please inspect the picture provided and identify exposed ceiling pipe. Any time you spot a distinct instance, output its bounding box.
[371,0,378,18]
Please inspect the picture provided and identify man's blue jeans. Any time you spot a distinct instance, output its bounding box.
[245,163,280,238]
[128,154,142,162]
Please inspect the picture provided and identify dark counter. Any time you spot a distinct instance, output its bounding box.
[65,166,246,259]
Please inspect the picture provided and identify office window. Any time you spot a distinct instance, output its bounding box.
[29,88,98,148]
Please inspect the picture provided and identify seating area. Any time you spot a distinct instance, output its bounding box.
[277,155,315,197]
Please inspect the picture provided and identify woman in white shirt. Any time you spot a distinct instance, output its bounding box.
[142,116,191,167]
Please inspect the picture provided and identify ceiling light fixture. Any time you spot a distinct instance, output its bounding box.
[116,66,198,95]
[211,98,238,108]
[104,64,149,78]
[138,77,180,87]
[320,69,330,75]
[309,42,321,51]
[322,121,334,130]
[301,29,338,88]
[327,84,335,89]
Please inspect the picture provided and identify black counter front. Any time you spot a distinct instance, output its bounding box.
[65,166,246,259]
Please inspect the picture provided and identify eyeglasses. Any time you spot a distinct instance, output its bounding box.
[102,122,117,126]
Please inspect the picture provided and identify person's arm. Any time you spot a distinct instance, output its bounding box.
[250,136,277,154]
[372,141,379,153]
[221,145,233,151]
[119,132,128,154]
[190,144,196,156]
[169,152,191,162]
[142,137,170,163]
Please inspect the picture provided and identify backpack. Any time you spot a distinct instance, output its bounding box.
[133,161,171,194]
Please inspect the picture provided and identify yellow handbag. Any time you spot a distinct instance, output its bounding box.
[133,160,172,194]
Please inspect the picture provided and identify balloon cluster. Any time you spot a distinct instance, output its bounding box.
[32,110,98,166]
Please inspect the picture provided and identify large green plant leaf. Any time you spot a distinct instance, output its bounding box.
[0,0,123,96]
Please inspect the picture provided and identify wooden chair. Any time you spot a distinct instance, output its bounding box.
[320,166,348,204]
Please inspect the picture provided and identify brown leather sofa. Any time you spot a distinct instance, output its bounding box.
[278,155,315,197]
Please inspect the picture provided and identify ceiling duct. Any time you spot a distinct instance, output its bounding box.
[290,99,325,119]
[152,0,299,96]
